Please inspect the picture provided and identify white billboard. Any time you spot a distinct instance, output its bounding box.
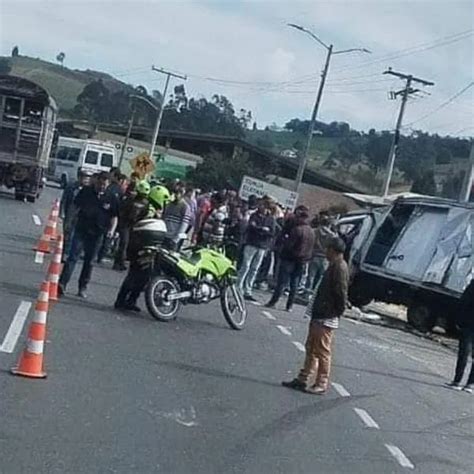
[239,175,299,211]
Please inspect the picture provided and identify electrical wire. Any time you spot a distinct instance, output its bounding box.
[403,81,474,128]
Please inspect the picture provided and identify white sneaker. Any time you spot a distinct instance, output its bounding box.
[463,384,473,394]
[444,382,463,391]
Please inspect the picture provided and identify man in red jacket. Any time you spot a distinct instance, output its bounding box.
[265,205,315,312]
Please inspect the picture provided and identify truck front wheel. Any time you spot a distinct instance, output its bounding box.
[407,303,435,332]
[26,195,36,203]
[14,192,25,201]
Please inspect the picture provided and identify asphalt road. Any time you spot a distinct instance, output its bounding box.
[0,186,472,474]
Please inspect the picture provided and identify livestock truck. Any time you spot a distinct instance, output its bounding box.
[0,75,57,202]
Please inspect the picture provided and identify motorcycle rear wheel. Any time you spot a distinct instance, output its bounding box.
[221,284,247,330]
[145,277,180,321]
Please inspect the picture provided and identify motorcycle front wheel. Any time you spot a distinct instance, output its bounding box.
[145,277,180,321]
[220,284,247,330]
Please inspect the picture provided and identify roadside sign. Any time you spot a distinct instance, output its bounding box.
[239,175,299,211]
[130,152,155,178]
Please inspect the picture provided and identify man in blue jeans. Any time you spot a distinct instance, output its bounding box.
[238,200,275,302]
[59,172,119,299]
[265,205,315,312]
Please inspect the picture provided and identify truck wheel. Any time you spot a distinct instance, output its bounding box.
[60,175,68,189]
[26,195,36,203]
[407,303,435,332]
[15,193,25,201]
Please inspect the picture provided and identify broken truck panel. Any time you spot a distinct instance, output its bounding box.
[341,196,473,331]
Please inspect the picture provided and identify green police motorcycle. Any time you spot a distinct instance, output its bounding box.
[144,244,247,330]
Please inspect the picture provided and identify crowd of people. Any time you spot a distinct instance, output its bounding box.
[57,166,472,396]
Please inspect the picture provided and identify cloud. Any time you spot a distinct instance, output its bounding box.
[1,0,472,135]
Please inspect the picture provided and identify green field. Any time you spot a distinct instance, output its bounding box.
[4,56,131,113]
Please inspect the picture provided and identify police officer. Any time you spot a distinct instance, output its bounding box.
[59,172,119,298]
[113,180,152,271]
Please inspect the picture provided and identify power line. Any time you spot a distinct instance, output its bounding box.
[331,29,473,74]
[403,81,474,128]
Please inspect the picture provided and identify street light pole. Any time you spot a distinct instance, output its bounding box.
[118,105,136,170]
[288,24,370,192]
[149,66,187,161]
[295,44,333,190]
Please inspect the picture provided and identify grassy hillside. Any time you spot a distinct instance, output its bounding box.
[4,55,132,113]
[246,129,338,164]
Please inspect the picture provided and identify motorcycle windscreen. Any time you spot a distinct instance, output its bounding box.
[423,208,472,287]
[383,206,447,279]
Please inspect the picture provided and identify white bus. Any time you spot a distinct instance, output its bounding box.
[51,137,117,187]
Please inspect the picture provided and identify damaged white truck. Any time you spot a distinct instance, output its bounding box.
[342,196,473,332]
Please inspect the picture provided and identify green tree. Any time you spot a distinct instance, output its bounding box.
[411,171,437,195]
[187,149,263,190]
[11,46,19,57]
[56,52,66,67]
[0,58,12,75]
[74,79,110,122]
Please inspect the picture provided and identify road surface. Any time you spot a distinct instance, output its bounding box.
[0,186,472,474]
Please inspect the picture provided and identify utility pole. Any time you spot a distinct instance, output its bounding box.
[382,68,434,197]
[149,66,187,161]
[459,139,474,202]
[288,24,371,192]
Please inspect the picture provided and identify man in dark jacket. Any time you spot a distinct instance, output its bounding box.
[113,180,151,271]
[59,172,119,298]
[282,237,349,395]
[445,279,474,393]
[265,205,315,312]
[237,200,276,302]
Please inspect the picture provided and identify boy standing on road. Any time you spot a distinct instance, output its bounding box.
[59,172,119,298]
[282,237,349,395]
[445,279,474,393]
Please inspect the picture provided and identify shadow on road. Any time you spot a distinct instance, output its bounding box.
[151,360,282,389]
[337,363,445,388]
[0,232,38,245]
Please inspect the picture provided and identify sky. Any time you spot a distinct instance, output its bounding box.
[1,0,473,136]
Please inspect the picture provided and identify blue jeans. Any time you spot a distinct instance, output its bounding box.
[238,245,267,296]
[59,230,103,291]
[268,258,305,310]
[306,256,328,292]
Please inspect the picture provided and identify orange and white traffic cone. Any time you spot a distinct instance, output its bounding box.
[11,281,50,379]
[34,230,51,254]
[48,234,63,302]
[33,215,57,253]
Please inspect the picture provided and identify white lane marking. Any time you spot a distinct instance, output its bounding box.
[0,301,32,353]
[32,214,42,226]
[292,341,306,352]
[385,444,415,469]
[262,310,276,321]
[34,251,44,264]
[276,325,292,336]
[331,382,351,397]
[354,408,380,429]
